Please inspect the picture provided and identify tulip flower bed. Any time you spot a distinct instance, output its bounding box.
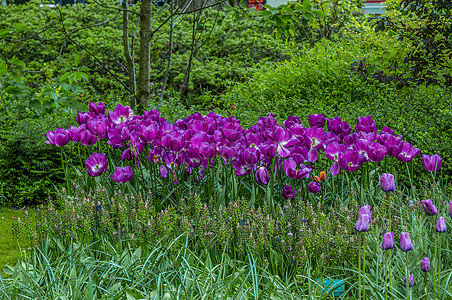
[45,102,438,211]
[7,102,450,298]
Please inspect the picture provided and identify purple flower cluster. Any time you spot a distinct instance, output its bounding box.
[46,104,435,185]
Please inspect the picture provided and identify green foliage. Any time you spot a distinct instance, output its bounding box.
[259,0,365,43]
[33,190,358,280]
[0,209,35,277]
[218,30,452,180]
[0,96,76,207]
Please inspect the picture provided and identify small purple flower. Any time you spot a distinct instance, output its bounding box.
[282,185,296,199]
[354,213,370,232]
[399,232,413,252]
[421,257,430,272]
[382,232,394,250]
[109,104,133,125]
[403,275,414,287]
[422,154,442,172]
[380,173,395,192]
[308,114,326,128]
[45,128,71,147]
[421,199,438,216]
[110,166,134,183]
[88,102,106,115]
[85,152,108,177]
[255,166,269,185]
[307,181,321,194]
[449,201,452,218]
[435,217,447,232]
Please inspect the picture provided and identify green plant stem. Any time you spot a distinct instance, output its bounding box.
[387,192,391,232]
[438,233,441,292]
[358,233,362,299]
[385,251,389,300]
[406,252,409,300]
[425,271,429,300]
[433,218,437,294]
[363,233,366,299]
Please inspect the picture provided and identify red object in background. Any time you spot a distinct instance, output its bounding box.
[249,0,255,3]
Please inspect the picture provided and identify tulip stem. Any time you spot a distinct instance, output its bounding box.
[363,233,366,299]
[385,251,389,300]
[387,192,391,232]
[438,233,441,292]
[358,233,362,300]
[425,272,429,300]
[406,252,409,300]
[433,219,437,295]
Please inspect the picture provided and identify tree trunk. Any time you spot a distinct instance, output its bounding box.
[137,0,152,108]
[122,0,137,108]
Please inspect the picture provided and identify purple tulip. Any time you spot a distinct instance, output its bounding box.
[359,204,372,221]
[307,181,321,194]
[382,232,394,250]
[383,134,403,157]
[87,116,109,139]
[422,154,442,172]
[449,201,452,218]
[88,101,106,115]
[109,104,133,125]
[85,152,108,177]
[421,257,430,272]
[399,232,413,252]
[108,125,131,148]
[354,213,370,232]
[327,117,351,139]
[283,115,301,129]
[282,185,296,199]
[421,199,438,216]
[139,123,160,144]
[110,166,134,183]
[308,114,326,128]
[356,115,377,133]
[45,128,71,147]
[435,217,447,232]
[403,275,414,287]
[78,128,98,146]
[396,142,420,162]
[338,149,363,172]
[380,173,395,192]
[255,167,269,185]
[76,111,93,125]
[367,142,387,162]
[355,139,371,161]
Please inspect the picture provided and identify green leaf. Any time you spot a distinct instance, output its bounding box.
[0,58,7,77]
[0,29,11,38]
[14,23,28,33]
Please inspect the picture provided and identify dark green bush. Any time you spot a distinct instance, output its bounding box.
[0,98,76,207]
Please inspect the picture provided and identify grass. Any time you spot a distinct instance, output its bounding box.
[0,208,35,277]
